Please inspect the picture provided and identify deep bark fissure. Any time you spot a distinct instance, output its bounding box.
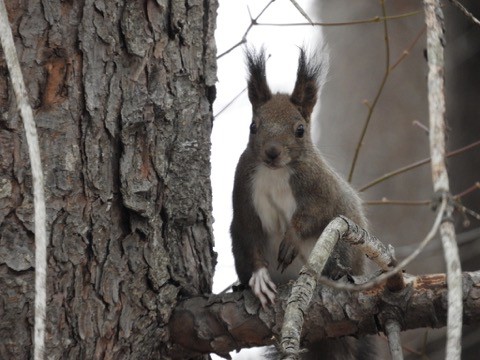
[1,0,217,358]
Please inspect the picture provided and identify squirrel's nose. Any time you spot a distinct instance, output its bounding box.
[265,144,282,160]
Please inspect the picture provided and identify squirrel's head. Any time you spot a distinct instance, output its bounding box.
[245,47,321,169]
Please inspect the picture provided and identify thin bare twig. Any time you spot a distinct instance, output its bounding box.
[448,0,480,26]
[256,10,422,27]
[395,227,480,259]
[453,181,480,200]
[365,181,480,207]
[358,139,480,192]
[0,1,47,359]
[389,26,426,71]
[289,0,313,25]
[214,87,247,118]
[455,201,480,222]
[348,0,390,182]
[365,198,431,206]
[453,183,480,224]
[424,1,462,358]
[217,0,276,59]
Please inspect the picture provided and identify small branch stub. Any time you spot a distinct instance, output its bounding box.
[385,319,404,360]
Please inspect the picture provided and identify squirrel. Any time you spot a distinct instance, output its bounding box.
[230,48,373,359]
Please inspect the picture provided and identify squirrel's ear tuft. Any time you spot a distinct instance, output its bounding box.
[290,48,321,121]
[245,47,272,110]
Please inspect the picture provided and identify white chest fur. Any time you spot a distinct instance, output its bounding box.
[251,165,297,237]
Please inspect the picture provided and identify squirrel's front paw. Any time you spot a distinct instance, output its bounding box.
[249,267,277,309]
[277,236,299,272]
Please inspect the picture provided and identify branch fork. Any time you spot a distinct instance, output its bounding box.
[279,216,404,359]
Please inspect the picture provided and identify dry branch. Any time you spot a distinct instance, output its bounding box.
[168,271,480,359]
[424,1,463,359]
[0,2,47,359]
[448,0,480,26]
[278,215,403,359]
[255,11,422,27]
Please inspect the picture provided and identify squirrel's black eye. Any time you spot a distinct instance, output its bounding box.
[295,124,305,138]
[250,122,257,134]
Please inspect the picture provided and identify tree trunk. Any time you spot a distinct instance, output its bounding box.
[0,0,217,359]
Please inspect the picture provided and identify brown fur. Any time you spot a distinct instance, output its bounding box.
[231,48,373,359]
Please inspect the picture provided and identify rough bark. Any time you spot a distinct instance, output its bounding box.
[0,0,217,359]
[170,271,480,358]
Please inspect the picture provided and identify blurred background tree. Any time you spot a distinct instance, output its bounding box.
[315,1,480,358]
